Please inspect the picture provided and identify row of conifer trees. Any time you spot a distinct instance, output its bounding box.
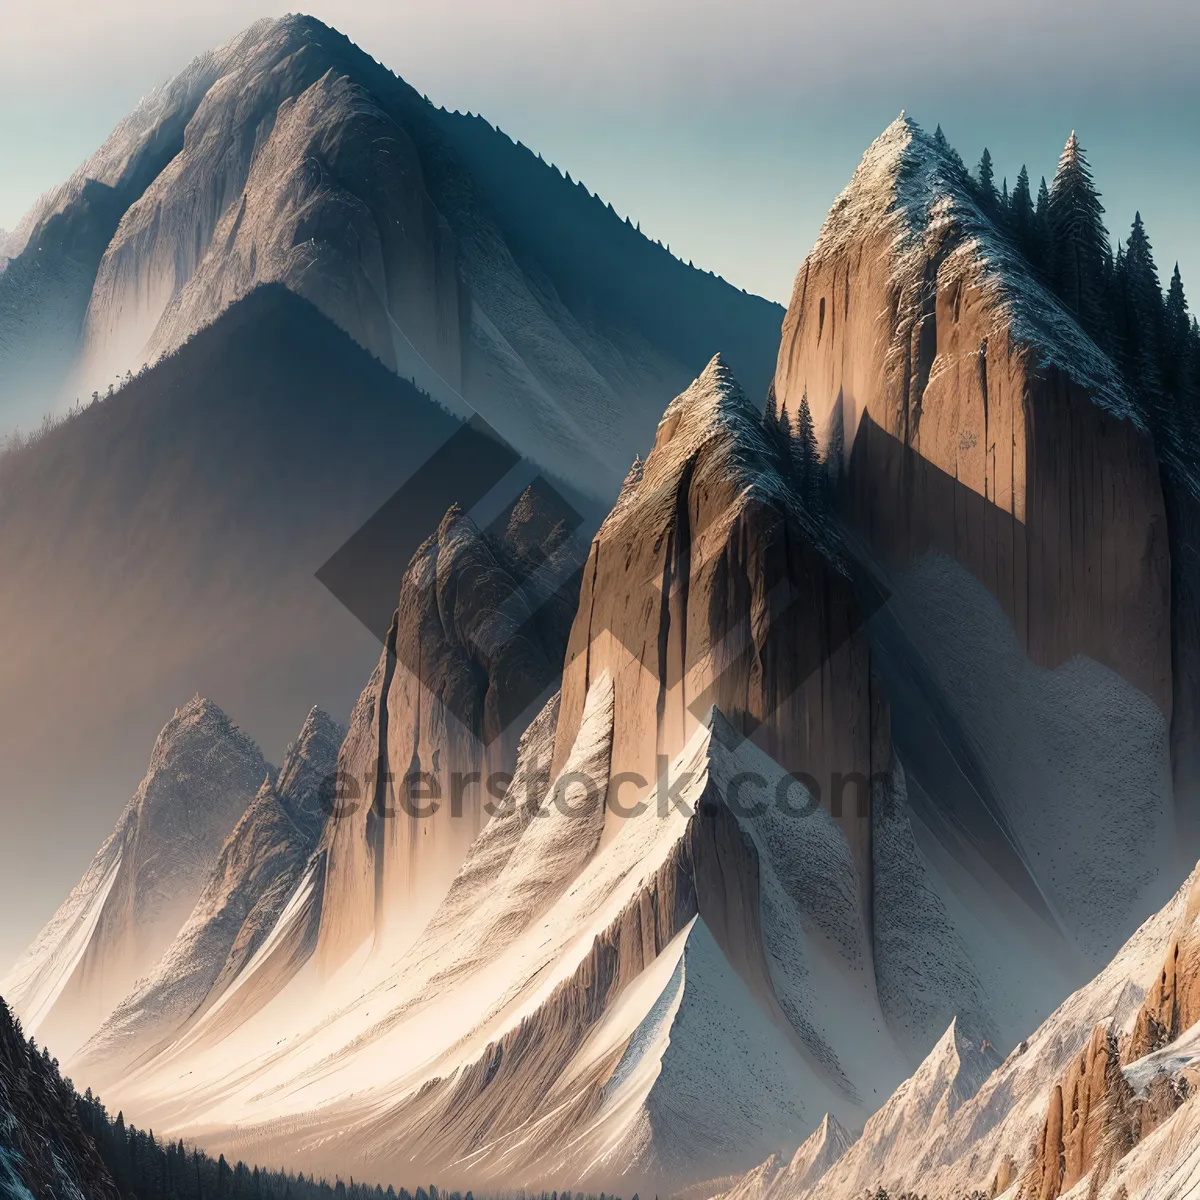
[950,127,1200,446]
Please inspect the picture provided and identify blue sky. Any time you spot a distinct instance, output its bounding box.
[2,1,1197,305]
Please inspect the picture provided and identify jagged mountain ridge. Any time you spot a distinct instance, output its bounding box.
[0,697,271,1061]
[72,707,345,1084]
[59,360,916,1192]
[0,14,782,497]
[716,863,1200,1200]
[0,285,469,971]
[61,341,1143,1192]
[8,112,1200,1200]
[316,488,584,974]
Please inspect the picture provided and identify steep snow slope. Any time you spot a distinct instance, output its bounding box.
[72,707,344,1084]
[720,864,1200,1200]
[2,15,782,495]
[96,699,911,1192]
[0,697,269,1059]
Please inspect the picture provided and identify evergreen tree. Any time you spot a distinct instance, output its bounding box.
[1031,176,1053,280]
[1047,132,1110,342]
[1010,166,1036,258]
[974,148,998,212]
[1000,177,1009,214]
[1164,262,1191,401]
[792,389,821,505]
[1122,212,1166,411]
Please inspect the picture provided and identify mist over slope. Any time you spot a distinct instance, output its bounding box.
[0,14,782,496]
[0,285,463,964]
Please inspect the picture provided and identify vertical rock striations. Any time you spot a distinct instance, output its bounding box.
[316,490,581,971]
[773,116,1170,711]
[554,354,887,886]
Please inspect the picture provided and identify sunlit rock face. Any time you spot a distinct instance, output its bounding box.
[774,117,1178,988]
[774,116,1170,713]
[553,354,887,887]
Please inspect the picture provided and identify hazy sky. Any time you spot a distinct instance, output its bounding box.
[1,0,1198,305]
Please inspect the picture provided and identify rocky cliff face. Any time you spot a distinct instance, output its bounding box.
[553,354,886,885]
[0,697,269,1058]
[773,118,1177,1006]
[773,116,1170,714]
[316,489,582,970]
[71,706,344,1083]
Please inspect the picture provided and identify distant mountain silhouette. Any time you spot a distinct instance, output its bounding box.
[0,15,783,496]
[0,284,473,960]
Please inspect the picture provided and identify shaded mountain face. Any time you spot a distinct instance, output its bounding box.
[0,14,782,496]
[0,285,467,970]
[72,706,344,1085]
[0,998,119,1200]
[0,697,269,1060]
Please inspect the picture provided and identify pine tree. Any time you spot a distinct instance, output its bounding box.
[792,389,820,505]
[1165,263,1191,401]
[1010,166,1036,259]
[1047,132,1110,341]
[1031,176,1053,280]
[975,148,998,212]
[1000,177,1009,213]
[1122,211,1165,411]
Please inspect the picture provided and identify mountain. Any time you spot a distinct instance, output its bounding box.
[0,284,465,970]
[65,343,1145,1192]
[716,862,1200,1200]
[0,998,119,1200]
[72,706,344,1085]
[715,1115,855,1200]
[317,490,583,973]
[0,697,269,1061]
[0,11,783,972]
[7,476,580,1083]
[773,115,1184,1045]
[0,14,782,497]
[60,360,910,1192]
[10,112,1200,1199]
